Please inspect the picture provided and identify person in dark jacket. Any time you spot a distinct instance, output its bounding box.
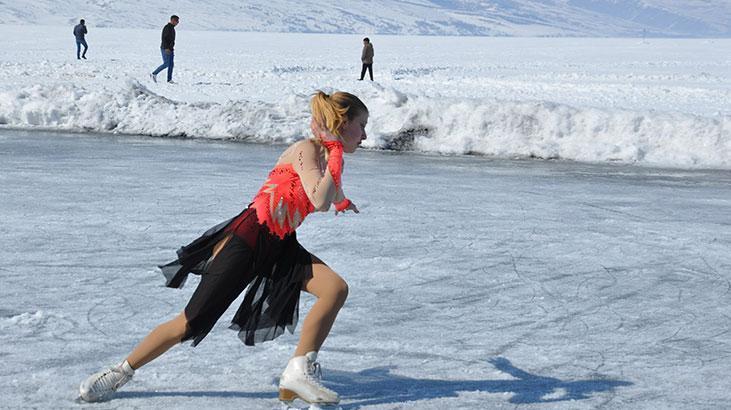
[73,19,88,60]
[359,37,374,81]
[151,15,179,83]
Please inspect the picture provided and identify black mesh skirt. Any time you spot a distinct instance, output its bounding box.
[159,208,312,346]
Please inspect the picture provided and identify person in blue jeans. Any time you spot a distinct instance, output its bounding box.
[151,15,179,84]
[73,19,88,60]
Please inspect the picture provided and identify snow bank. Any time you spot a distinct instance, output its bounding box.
[0,80,728,169]
[367,85,731,168]
[0,311,47,335]
[0,311,45,326]
[0,80,310,143]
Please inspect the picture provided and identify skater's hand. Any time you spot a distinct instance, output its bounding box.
[335,201,358,215]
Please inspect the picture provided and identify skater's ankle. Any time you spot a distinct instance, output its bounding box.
[125,356,144,371]
[120,360,135,375]
[293,349,317,358]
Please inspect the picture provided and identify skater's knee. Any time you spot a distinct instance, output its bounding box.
[331,279,349,307]
[167,312,190,340]
[179,312,191,337]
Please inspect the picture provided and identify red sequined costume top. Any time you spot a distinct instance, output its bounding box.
[234,139,350,240]
[159,139,351,347]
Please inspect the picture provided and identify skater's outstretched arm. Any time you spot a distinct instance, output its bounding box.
[287,140,344,211]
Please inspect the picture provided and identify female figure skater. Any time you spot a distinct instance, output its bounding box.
[79,90,368,407]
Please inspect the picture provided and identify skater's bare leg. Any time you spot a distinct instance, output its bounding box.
[125,311,189,369]
[126,236,231,369]
[294,254,348,356]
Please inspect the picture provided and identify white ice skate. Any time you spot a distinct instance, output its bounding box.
[79,360,135,402]
[279,351,340,407]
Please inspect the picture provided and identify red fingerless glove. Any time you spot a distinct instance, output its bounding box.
[334,198,351,212]
[321,140,344,189]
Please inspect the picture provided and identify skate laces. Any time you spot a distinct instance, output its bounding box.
[92,366,130,393]
[306,360,336,395]
[311,362,322,381]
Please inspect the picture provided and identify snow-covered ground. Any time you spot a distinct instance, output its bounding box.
[2,0,731,37]
[0,25,730,169]
[1,129,730,409]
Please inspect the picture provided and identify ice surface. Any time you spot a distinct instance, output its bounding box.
[1,130,729,409]
[1,26,730,169]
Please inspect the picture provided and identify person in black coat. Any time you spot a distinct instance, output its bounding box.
[151,15,179,83]
[73,19,88,60]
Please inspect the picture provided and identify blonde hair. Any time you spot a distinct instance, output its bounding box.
[310,90,368,137]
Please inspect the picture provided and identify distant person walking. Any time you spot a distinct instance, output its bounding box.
[73,19,88,60]
[151,15,179,84]
[359,37,374,81]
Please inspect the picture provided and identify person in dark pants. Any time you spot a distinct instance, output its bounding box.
[151,15,179,84]
[73,19,88,60]
[359,37,374,81]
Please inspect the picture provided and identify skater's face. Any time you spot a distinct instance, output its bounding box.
[339,112,368,153]
[171,18,179,26]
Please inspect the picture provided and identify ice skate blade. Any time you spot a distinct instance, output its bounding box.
[308,404,342,410]
[280,403,341,410]
[279,388,298,402]
[278,389,340,408]
[76,394,111,404]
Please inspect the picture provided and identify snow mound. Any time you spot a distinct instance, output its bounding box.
[0,81,729,169]
[0,311,47,330]
[367,86,731,168]
[0,79,311,143]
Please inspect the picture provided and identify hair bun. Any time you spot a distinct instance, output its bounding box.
[310,90,368,138]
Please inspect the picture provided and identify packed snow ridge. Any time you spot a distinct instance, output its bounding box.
[1,80,728,169]
[1,0,730,37]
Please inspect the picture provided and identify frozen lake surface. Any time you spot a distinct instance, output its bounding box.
[1,130,730,409]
